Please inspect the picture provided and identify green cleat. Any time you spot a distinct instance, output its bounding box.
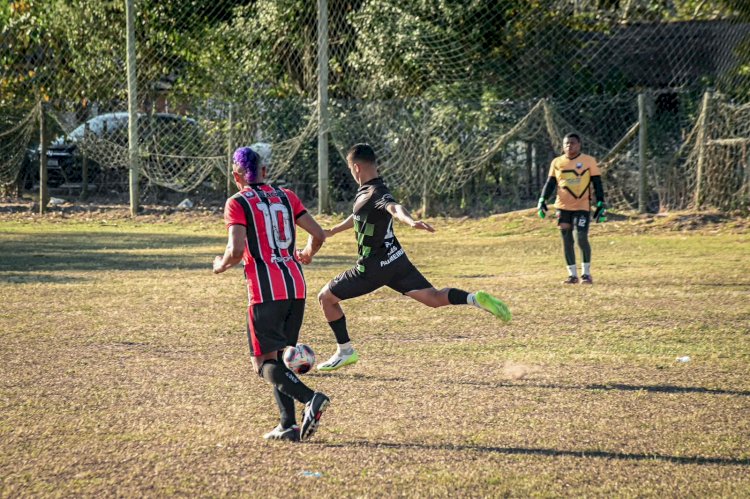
[475,291,512,322]
[316,350,360,372]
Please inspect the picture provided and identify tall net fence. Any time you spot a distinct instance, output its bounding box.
[2,0,750,213]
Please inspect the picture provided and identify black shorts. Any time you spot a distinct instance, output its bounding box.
[557,209,590,232]
[246,299,305,356]
[328,255,432,301]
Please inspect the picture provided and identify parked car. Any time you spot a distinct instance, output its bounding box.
[22,112,202,189]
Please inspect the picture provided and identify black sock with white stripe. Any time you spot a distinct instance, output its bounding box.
[260,360,314,404]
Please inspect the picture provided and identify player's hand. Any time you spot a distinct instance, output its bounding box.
[593,201,607,223]
[411,220,435,233]
[212,256,225,274]
[323,228,335,239]
[296,248,313,265]
[537,197,548,219]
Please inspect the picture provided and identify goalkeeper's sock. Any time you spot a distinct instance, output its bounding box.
[567,264,578,277]
[582,262,591,276]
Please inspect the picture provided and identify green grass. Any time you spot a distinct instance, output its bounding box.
[1,210,749,497]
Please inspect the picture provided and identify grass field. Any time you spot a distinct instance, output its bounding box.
[1,207,749,497]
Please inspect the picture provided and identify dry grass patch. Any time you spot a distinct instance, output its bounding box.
[1,210,749,496]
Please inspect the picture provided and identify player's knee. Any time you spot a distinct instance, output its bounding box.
[259,359,283,383]
[256,358,270,378]
[318,286,338,307]
[559,223,572,231]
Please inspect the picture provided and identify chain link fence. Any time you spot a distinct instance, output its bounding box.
[2,0,749,213]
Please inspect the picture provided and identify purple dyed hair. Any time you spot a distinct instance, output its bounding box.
[233,146,261,183]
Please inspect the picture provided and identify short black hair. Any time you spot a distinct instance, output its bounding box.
[347,143,377,164]
[564,132,581,143]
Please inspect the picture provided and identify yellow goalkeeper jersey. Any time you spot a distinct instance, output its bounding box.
[548,153,601,211]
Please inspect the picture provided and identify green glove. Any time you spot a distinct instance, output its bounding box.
[537,197,548,219]
[593,201,607,223]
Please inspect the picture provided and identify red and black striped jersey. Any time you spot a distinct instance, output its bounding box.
[224,184,308,305]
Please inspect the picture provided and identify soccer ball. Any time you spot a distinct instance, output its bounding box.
[283,343,315,375]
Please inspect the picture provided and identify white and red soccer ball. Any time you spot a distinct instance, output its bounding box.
[283,343,316,375]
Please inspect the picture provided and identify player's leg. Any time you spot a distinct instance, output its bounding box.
[558,210,577,284]
[316,268,383,371]
[316,283,359,371]
[266,301,303,439]
[574,211,593,284]
[247,301,316,441]
[283,299,329,440]
[265,382,298,441]
[392,259,512,322]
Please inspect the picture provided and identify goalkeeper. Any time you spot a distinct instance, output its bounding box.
[536,133,606,284]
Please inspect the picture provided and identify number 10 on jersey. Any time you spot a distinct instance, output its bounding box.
[256,203,292,250]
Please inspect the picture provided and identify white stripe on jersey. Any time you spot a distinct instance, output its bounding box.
[238,193,278,302]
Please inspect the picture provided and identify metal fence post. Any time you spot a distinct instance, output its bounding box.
[694,90,712,210]
[227,103,234,197]
[38,101,49,214]
[638,93,648,213]
[80,123,89,201]
[126,0,140,217]
[317,0,330,214]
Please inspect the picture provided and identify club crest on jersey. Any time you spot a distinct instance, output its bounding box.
[243,191,255,198]
[576,162,583,169]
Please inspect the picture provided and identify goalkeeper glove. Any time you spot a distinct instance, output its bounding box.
[593,201,607,223]
[536,197,548,219]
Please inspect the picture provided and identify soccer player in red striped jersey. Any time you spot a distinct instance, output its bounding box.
[213,145,329,442]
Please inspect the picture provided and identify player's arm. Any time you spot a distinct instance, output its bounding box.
[592,175,606,222]
[537,176,556,218]
[295,213,327,264]
[213,225,246,274]
[326,214,354,237]
[385,203,435,232]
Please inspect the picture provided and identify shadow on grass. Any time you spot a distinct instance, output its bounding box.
[308,254,357,269]
[0,231,355,279]
[0,231,223,274]
[0,272,87,284]
[325,441,750,467]
[458,380,750,398]
[322,373,750,397]
[309,372,407,383]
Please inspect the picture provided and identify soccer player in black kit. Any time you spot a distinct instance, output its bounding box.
[311,143,512,371]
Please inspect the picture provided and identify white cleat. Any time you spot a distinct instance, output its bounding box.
[316,350,360,372]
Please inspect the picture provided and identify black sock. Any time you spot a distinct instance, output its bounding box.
[260,360,314,404]
[577,230,591,264]
[271,349,296,428]
[561,228,576,266]
[273,387,296,428]
[447,288,469,305]
[328,315,350,345]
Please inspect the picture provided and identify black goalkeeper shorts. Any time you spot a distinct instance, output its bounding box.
[556,209,590,232]
[328,255,432,301]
